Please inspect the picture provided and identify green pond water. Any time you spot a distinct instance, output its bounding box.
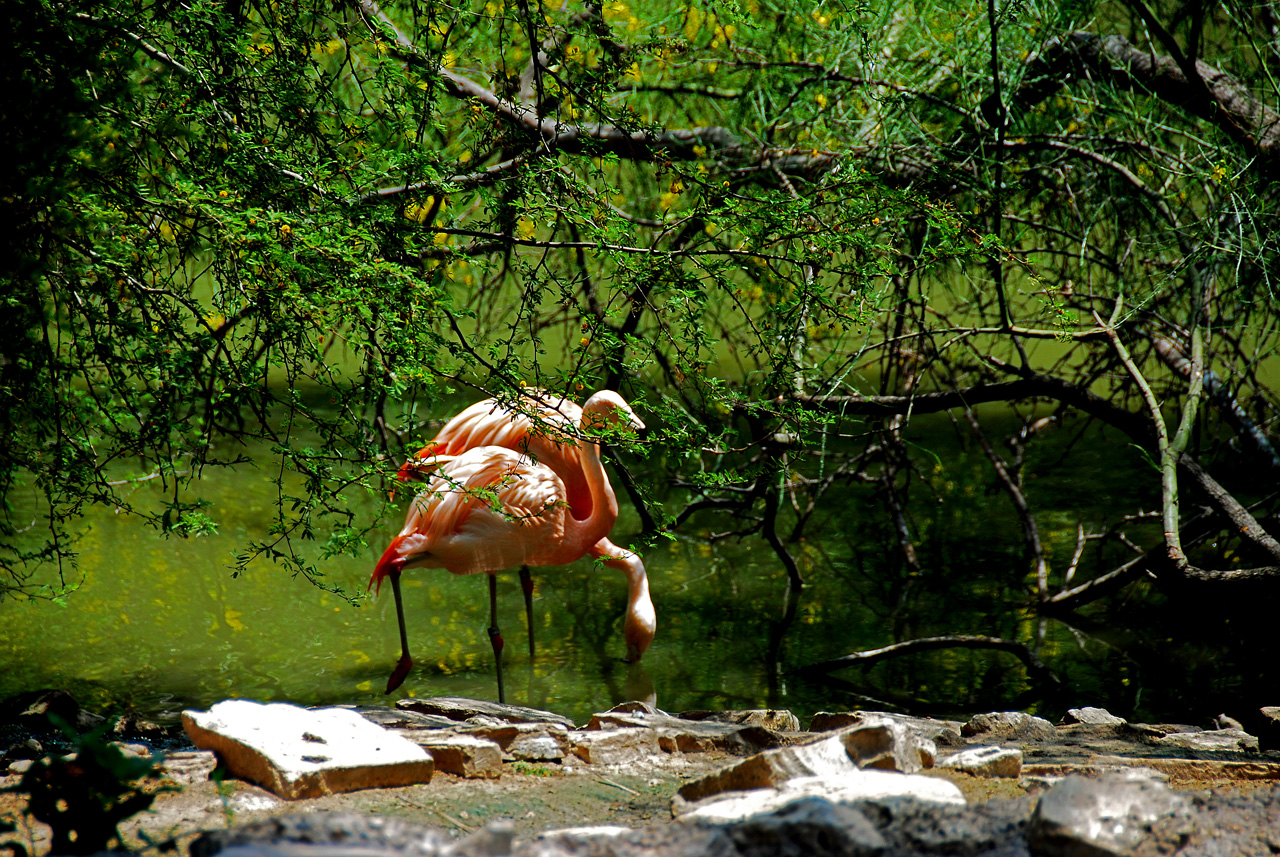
[1,407,1274,728]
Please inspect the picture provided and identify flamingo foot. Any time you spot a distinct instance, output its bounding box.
[386,653,414,694]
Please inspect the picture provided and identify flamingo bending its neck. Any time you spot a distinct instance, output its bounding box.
[393,389,637,657]
[372,391,654,697]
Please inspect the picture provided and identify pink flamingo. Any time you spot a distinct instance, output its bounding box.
[393,390,633,656]
[372,391,654,698]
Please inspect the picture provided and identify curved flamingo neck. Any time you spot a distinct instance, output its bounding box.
[590,539,655,660]
[571,413,621,546]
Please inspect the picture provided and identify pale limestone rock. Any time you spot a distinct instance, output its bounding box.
[678,709,802,732]
[396,696,575,728]
[938,745,1023,778]
[1028,774,1191,856]
[675,771,966,821]
[1156,729,1259,752]
[182,700,432,799]
[586,709,782,755]
[836,716,936,771]
[336,704,460,731]
[396,731,503,778]
[962,711,1055,742]
[810,710,964,747]
[1060,707,1126,726]
[676,732,859,804]
[460,722,571,761]
[161,749,218,785]
[569,728,662,765]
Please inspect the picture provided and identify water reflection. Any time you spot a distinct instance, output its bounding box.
[0,426,1274,728]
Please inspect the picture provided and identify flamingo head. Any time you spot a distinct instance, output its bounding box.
[624,619,655,665]
[391,442,448,495]
[623,605,656,662]
[582,390,645,437]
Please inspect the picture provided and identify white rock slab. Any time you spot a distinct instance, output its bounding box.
[1157,729,1259,752]
[182,700,433,799]
[938,745,1023,778]
[677,771,966,822]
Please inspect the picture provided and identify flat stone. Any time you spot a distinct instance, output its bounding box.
[810,710,964,747]
[1028,756,1280,785]
[675,771,966,821]
[962,711,1055,742]
[161,749,218,785]
[938,745,1023,778]
[396,696,575,728]
[587,709,783,755]
[459,722,571,761]
[1028,774,1191,856]
[569,728,662,765]
[678,709,802,732]
[395,731,502,778]
[182,700,433,799]
[1061,707,1126,726]
[332,704,460,731]
[676,732,859,804]
[1156,729,1259,752]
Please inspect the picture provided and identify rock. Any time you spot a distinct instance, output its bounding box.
[8,689,104,733]
[396,696,575,729]
[678,709,802,732]
[836,717,935,771]
[332,704,460,731]
[1060,707,1126,726]
[190,812,450,857]
[396,731,503,778]
[182,700,433,799]
[872,794,1037,855]
[723,795,888,856]
[1214,713,1244,731]
[569,728,662,765]
[962,711,1055,742]
[460,722,570,762]
[938,745,1023,778]
[676,732,861,804]
[112,712,166,740]
[676,717,934,806]
[1028,774,1191,856]
[1156,729,1259,752]
[1259,706,1280,752]
[161,749,218,785]
[675,771,966,821]
[810,710,964,747]
[586,708,783,755]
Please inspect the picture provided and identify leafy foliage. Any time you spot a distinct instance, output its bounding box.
[5,0,1280,617]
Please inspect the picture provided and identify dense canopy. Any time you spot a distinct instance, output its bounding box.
[6,0,1280,654]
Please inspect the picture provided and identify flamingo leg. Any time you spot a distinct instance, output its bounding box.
[385,569,414,694]
[488,573,505,704]
[519,566,535,657]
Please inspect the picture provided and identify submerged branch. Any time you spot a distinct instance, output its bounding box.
[796,635,1062,688]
